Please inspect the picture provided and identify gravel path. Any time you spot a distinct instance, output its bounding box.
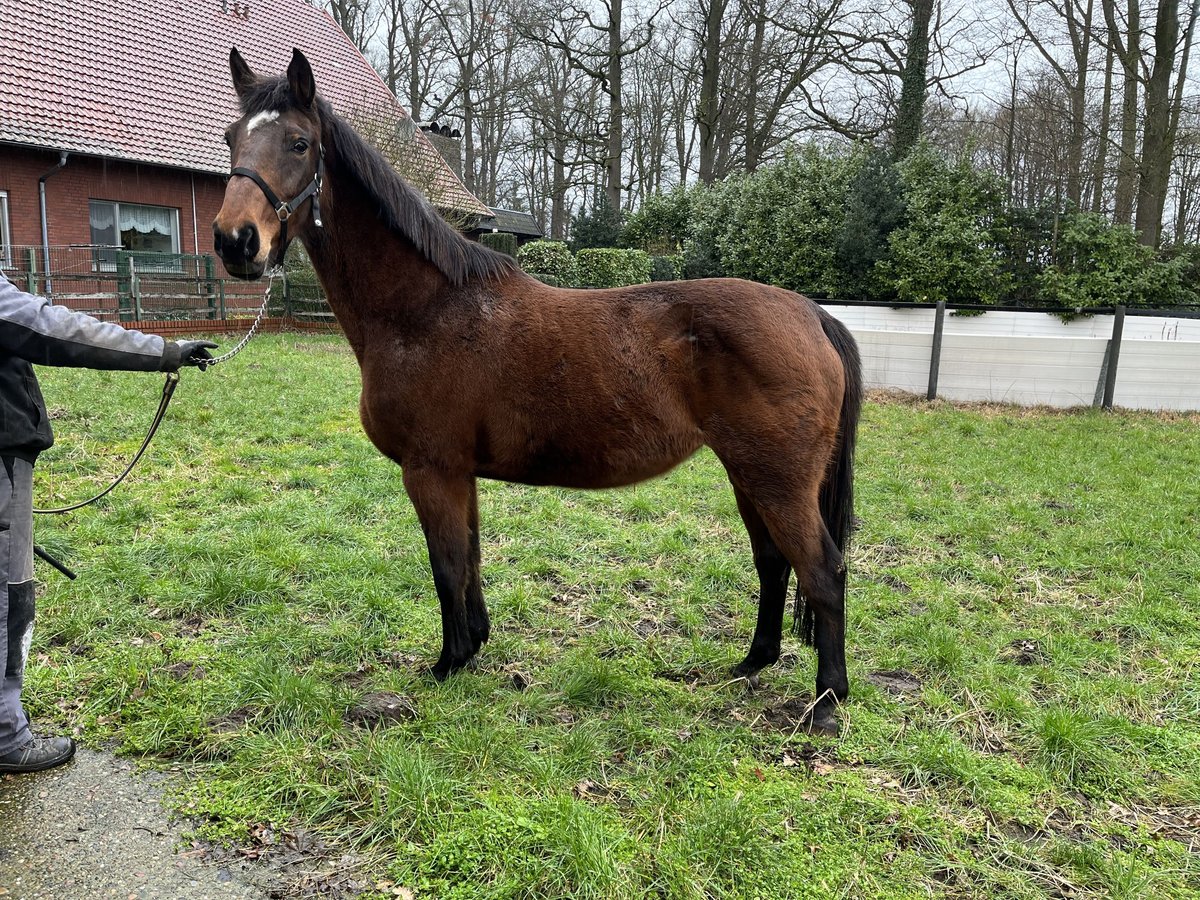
[0,748,269,900]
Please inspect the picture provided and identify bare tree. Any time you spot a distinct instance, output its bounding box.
[1004,0,1097,206]
[519,0,664,211]
[1135,0,1200,245]
[317,0,380,53]
[1172,102,1200,240]
[798,0,994,150]
[376,0,447,120]
[515,16,605,237]
[1103,0,1143,223]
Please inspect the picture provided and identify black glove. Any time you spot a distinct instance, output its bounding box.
[175,340,219,371]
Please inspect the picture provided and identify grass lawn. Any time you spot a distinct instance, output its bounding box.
[25,333,1200,899]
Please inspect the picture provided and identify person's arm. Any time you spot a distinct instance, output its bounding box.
[0,270,212,371]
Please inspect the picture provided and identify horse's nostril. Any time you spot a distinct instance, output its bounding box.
[242,225,260,260]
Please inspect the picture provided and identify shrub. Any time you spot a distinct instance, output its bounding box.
[575,249,652,288]
[1039,213,1181,312]
[881,143,1008,305]
[835,147,904,301]
[712,144,857,295]
[993,203,1060,306]
[682,179,737,279]
[649,255,683,282]
[569,193,622,250]
[480,232,518,257]
[517,240,578,287]
[621,186,692,254]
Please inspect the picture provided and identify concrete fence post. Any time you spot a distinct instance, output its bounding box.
[927,300,946,401]
[1100,306,1126,411]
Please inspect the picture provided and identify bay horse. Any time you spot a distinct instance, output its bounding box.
[213,48,863,734]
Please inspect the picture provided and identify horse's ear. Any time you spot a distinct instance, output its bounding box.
[287,48,316,109]
[229,47,257,99]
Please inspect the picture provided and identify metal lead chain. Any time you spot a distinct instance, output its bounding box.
[205,266,281,367]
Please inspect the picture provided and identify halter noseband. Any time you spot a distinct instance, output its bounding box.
[229,144,325,263]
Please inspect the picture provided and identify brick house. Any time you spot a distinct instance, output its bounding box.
[0,0,487,315]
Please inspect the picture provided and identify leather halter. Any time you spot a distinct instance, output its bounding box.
[229,144,325,263]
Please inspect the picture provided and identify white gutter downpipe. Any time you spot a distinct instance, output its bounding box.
[38,151,69,299]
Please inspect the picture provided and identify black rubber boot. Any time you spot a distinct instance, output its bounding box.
[0,734,76,773]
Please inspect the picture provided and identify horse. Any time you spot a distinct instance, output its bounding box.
[212,48,863,735]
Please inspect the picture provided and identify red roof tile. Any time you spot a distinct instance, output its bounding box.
[0,0,489,215]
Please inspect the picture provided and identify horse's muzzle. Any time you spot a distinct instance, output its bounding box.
[213,223,264,280]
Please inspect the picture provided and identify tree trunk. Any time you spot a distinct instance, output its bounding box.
[551,133,568,240]
[893,0,935,158]
[462,62,477,194]
[697,0,728,183]
[1106,0,1141,225]
[1134,0,1180,245]
[1066,0,1094,209]
[744,0,766,173]
[1005,51,1019,203]
[1091,42,1115,212]
[605,0,624,212]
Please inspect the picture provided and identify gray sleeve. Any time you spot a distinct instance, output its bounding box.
[0,270,179,371]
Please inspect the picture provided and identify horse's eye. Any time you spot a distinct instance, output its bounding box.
[292,140,309,154]
[223,132,233,148]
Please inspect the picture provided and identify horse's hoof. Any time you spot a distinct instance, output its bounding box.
[731,656,771,678]
[426,656,472,681]
[804,708,839,738]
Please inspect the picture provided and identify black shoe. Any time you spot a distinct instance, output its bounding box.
[0,734,76,774]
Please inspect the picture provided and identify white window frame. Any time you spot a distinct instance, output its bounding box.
[0,192,11,269]
[89,200,182,271]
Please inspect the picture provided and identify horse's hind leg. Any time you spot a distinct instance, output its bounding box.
[795,524,849,735]
[402,467,481,677]
[723,465,848,735]
[729,485,792,678]
[757,502,847,734]
[464,481,490,650]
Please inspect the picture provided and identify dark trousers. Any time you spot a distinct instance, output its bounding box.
[0,455,35,754]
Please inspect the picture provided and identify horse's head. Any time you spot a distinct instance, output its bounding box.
[214,47,325,279]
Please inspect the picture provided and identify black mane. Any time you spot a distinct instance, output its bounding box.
[239,79,516,286]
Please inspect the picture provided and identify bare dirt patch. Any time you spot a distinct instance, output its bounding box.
[1001,638,1046,666]
[344,692,417,729]
[867,669,923,696]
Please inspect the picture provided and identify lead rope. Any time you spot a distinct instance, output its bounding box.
[33,268,280,517]
[203,266,280,367]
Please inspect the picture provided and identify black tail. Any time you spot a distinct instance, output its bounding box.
[798,308,863,643]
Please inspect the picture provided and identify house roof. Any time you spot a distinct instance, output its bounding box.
[474,208,544,237]
[0,0,489,215]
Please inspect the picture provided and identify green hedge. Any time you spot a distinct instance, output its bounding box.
[480,232,518,257]
[517,240,578,287]
[575,249,652,288]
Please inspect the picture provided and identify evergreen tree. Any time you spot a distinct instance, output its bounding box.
[836,149,905,301]
[569,191,622,250]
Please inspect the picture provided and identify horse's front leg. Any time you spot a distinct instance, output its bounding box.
[402,467,482,678]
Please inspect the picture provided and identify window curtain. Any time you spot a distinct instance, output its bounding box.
[88,202,116,232]
[119,204,173,236]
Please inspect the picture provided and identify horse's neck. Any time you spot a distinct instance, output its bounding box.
[301,167,446,350]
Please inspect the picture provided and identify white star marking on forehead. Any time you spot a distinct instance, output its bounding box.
[246,110,281,133]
